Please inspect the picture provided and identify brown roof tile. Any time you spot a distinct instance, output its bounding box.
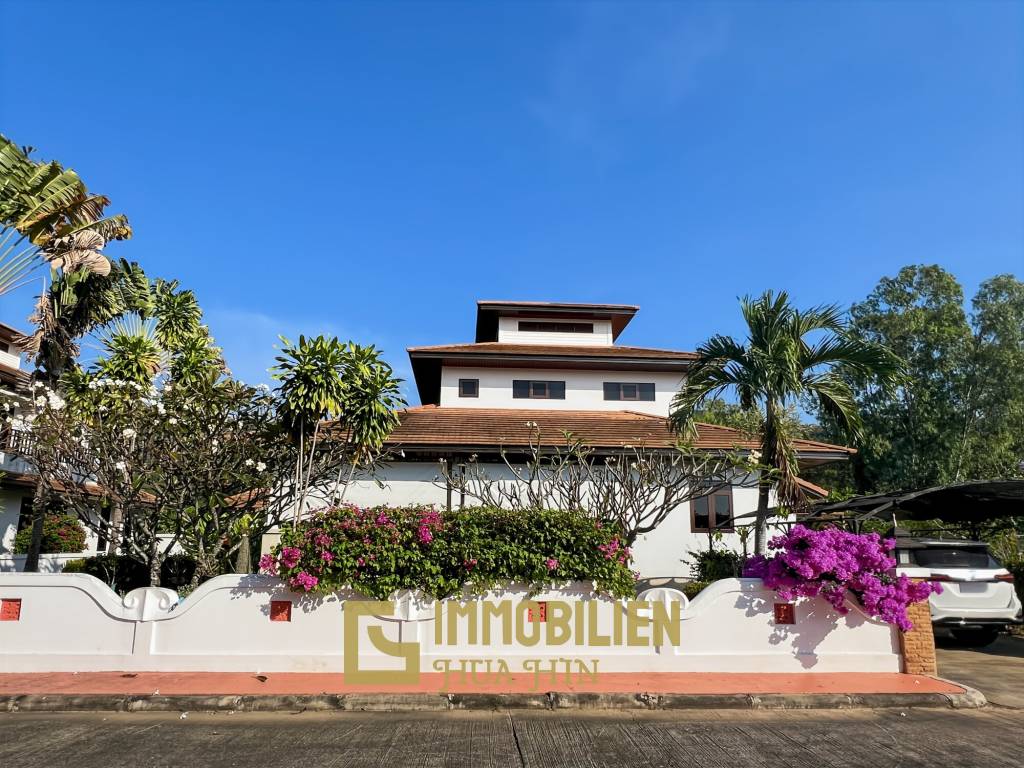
[384,406,853,457]
[408,342,697,360]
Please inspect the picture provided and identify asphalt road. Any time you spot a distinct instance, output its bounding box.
[936,634,1024,708]
[1,709,1022,768]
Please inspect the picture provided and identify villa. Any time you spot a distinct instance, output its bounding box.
[339,300,852,579]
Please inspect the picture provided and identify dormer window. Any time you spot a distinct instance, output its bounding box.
[513,380,566,399]
[518,321,594,334]
[603,382,655,401]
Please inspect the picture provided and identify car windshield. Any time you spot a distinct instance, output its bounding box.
[913,547,999,569]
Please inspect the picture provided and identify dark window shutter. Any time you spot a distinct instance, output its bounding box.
[549,381,566,399]
[513,380,530,399]
[603,382,619,400]
[638,383,655,401]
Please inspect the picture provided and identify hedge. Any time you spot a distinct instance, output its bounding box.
[262,505,638,599]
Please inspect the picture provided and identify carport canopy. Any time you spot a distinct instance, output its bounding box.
[801,479,1024,524]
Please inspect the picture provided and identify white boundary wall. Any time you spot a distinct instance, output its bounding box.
[0,574,900,674]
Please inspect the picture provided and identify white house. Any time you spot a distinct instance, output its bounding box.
[0,324,106,571]
[339,300,850,580]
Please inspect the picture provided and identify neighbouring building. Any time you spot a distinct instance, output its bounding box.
[0,324,103,571]
[338,300,851,580]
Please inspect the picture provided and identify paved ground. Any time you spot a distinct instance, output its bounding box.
[0,670,962,696]
[937,634,1024,708]
[1,709,1022,767]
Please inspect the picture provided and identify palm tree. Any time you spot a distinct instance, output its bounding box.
[670,291,903,555]
[0,134,130,296]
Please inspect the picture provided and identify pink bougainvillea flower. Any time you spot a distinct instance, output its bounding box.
[747,525,941,630]
[290,571,319,592]
[279,547,301,569]
[545,558,559,571]
[258,553,278,575]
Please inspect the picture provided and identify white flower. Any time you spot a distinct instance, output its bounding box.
[749,449,762,461]
[168,417,178,425]
[114,461,127,471]
[244,458,255,467]
[46,392,65,411]
[32,381,44,389]
[34,396,46,408]
[256,461,267,472]
[122,428,137,439]
[156,403,166,415]
[2,402,9,411]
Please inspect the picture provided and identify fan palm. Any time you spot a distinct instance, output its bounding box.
[670,291,903,554]
[0,135,130,296]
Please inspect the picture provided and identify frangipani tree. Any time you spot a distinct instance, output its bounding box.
[670,291,903,555]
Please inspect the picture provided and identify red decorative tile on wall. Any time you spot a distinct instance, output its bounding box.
[0,598,22,621]
[773,603,795,625]
[270,600,292,622]
[527,601,547,623]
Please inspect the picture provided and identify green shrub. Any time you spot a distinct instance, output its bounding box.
[686,548,742,581]
[13,514,87,554]
[1007,560,1024,606]
[681,580,710,600]
[263,505,638,599]
[59,553,199,593]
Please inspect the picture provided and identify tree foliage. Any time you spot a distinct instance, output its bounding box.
[830,266,1024,491]
[670,291,903,553]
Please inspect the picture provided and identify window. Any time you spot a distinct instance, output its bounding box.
[518,321,594,334]
[513,380,566,399]
[603,382,655,401]
[458,379,479,398]
[691,489,734,532]
[16,497,33,532]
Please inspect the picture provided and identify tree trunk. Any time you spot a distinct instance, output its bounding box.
[22,479,49,572]
[753,477,771,556]
[234,534,251,574]
[106,503,124,554]
[147,537,161,587]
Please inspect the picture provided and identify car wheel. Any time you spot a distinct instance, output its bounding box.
[950,628,1000,647]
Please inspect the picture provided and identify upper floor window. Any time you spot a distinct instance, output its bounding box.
[603,382,655,401]
[691,489,734,532]
[458,379,479,398]
[518,321,594,334]
[513,380,566,399]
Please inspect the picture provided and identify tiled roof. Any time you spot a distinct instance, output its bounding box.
[408,342,697,360]
[384,406,853,456]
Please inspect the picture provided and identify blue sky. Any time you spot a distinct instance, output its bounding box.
[1,1,1021,403]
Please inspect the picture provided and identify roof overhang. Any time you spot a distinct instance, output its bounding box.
[475,301,639,342]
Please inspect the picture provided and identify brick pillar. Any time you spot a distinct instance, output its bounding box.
[899,590,937,676]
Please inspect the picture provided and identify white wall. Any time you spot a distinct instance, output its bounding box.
[0,574,902,674]
[0,488,26,552]
[438,366,683,416]
[0,346,22,370]
[496,316,613,346]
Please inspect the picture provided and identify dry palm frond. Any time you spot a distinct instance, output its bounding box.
[44,231,111,276]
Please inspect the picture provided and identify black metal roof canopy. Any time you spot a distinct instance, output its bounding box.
[804,480,1024,524]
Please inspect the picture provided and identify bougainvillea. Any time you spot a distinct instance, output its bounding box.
[262,505,637,599]
[743,525,940,631]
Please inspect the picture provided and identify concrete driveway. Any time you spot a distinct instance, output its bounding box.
[1,709,1023,768]
[937,633,1024,708]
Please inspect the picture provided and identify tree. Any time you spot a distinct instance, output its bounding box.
[437,425,749,545]
[670,291,903,555]
[835,266,1024,491]
[19,376,299,586]
[271,336,405,519]
[0,134,130,297]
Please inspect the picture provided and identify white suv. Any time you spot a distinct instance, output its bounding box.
[896,537,1022,646]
